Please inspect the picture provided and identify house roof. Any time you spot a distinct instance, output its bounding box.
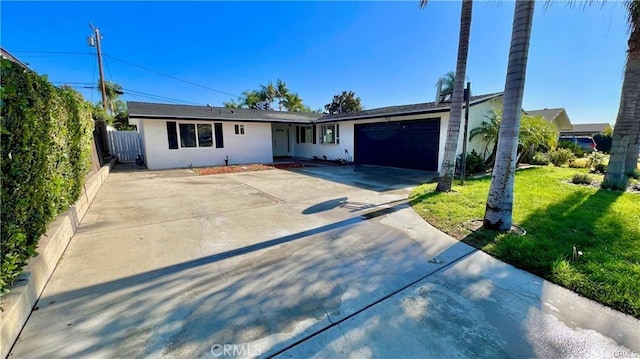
[525,107,573,131]
[525,108,564,122]
[0,47,29,69]
[127,102,324,123]
[128,92,503,124]
[562,123,611,134]
[315,92,503,123]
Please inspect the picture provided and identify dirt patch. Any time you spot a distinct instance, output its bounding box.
[193,163,305,175]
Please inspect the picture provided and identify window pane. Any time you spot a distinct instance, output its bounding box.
[167,121,178,149]
[179,124,197,147]
[305,126,313,143]
[234,124,240,135]
[215,123,224,148]
[323,125,335,143]
[197,124,213,147]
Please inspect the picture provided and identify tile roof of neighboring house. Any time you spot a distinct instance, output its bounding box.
[127,102,324,123]
[128,92,503,124]
[563,123,612,134]
[315,92,503,123]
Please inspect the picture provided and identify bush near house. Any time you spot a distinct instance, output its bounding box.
[549,148,576,166]
[0,59,94,293]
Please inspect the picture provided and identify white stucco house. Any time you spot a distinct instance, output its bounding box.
[127,92,503,171]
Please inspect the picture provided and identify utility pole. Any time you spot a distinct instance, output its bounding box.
[89,23,108,112]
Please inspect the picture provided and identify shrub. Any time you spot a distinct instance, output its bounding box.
[569,159,588,168]
[1,59,94,292]
[549,148,576,166]
[530,152,550,165]
[587,152,608,174]
[571,173,592,185]
[558,140,585,158]
[457,150,487,176]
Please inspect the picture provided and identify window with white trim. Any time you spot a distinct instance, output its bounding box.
[234,124,245,135]
[321,124,339,144]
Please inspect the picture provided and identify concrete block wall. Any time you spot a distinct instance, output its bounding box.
[0,158,116,359]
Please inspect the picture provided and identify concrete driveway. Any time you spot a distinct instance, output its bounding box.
[9,164,639,358]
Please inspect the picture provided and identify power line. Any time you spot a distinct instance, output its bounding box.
[53,82,198,106]
[103,53,239,98]
[11,50,93,55]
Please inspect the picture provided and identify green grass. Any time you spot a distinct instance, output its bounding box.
[410,167,640,318]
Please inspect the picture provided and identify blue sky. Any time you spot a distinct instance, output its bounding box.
[1,1,629,124]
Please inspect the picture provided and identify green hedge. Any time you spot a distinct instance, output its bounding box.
[1,59,94,293]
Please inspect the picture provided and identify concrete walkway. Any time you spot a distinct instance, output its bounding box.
[9,165,639,358]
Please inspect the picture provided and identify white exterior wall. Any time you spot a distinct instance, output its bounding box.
[290,97,502,171]
[137,118,273,170]
[460,97,503,159]
[293,113,447,169]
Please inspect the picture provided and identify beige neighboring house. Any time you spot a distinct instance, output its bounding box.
[525,108,573,132]
[560,123,612,137]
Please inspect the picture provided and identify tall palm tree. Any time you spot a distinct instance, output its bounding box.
[483,0,535,231]
[275,79,289,111]
[605,0,640,185]
[624,93,640,171]
[103,81,123,115]
[421,0,473,192]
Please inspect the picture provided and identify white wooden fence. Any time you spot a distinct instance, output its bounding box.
[107,131,141,162]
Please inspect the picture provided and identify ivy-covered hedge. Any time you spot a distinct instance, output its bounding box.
[1,59,94,293]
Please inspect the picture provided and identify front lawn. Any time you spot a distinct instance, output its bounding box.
[410,166,640,318]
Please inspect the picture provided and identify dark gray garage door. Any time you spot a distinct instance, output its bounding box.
[354,118,440,171]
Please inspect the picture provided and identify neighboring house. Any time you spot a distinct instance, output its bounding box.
[0,47,30,69]
[525,108,573,132]
[128,92,504,171]
[560,123,612,137]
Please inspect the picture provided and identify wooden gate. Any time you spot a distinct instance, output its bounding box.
[107,130,141,162]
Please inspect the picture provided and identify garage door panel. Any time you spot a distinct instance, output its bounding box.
[355,119,440,171]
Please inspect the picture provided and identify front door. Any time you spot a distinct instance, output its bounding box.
[273,127,290,157]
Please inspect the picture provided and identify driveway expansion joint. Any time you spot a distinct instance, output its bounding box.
[266,248,478,358]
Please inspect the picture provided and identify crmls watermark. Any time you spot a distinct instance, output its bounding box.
[614,351,639,358]
[210,343,262,357]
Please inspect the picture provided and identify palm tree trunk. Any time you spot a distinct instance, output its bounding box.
[623,92,640,175]
[436,0,473,192]
[604,53,640,184]
[484,0,535,231]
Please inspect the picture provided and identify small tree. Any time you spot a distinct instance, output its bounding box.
[517,114,558,162]
[324,91,363,114]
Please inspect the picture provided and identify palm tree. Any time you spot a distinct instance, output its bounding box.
[470,109,501,164]
[103,81,123,115]
[483,0,535,231]
[282,92,305,112]
[437,71,455,102]
[275,79,289,111]
[602,0,640,188]
[605,0,640,185]
[624,93,640,172]
[421,0,473,192]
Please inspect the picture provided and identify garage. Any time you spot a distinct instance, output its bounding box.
[354,118,440,171]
